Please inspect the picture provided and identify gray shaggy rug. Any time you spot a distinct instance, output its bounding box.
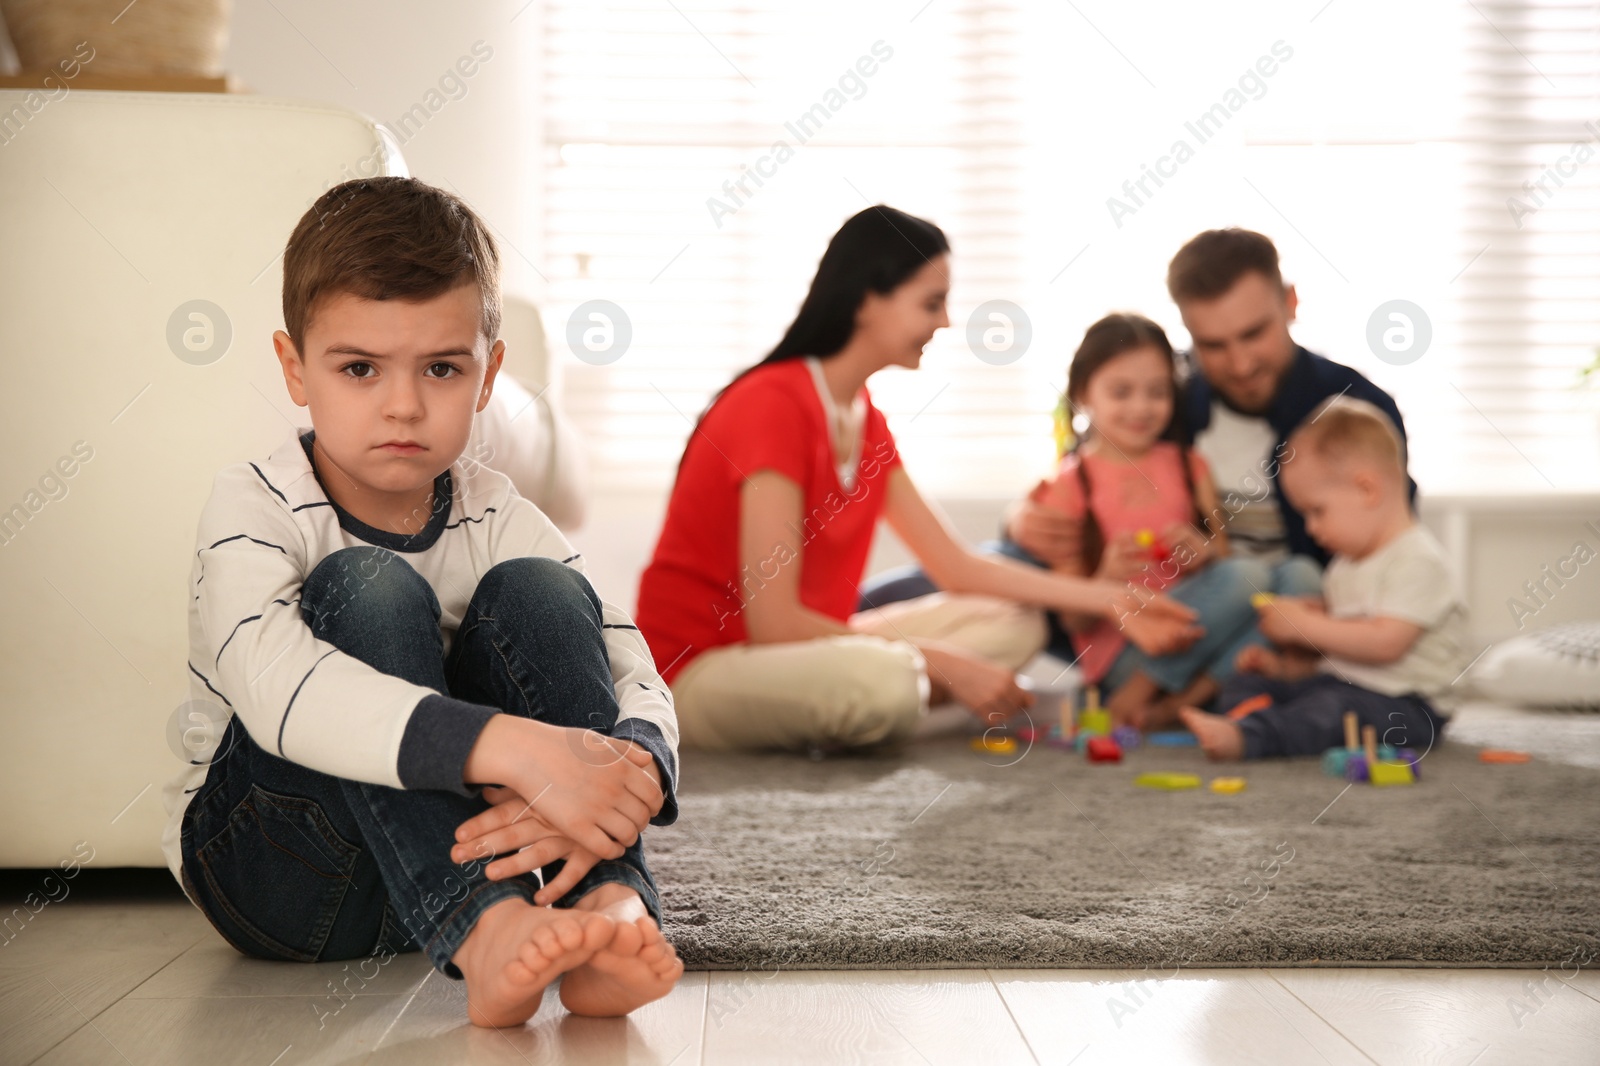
[649,706,1600,970]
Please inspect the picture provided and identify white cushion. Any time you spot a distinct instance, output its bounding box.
[1470,621,1600,709]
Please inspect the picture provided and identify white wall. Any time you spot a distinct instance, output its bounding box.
[223,0,545,305]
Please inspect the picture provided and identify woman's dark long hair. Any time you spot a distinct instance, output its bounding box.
[1064,312,1202,575]
[761,204,949,365]
[676,205,950,474]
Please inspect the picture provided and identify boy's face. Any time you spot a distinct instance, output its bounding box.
[1279,450,1389,559]
[273,283,503,531]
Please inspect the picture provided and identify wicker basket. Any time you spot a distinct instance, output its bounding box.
[0,0,231,77]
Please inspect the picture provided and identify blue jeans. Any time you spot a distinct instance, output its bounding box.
[858,539,1323,698]
[1101,553,1324,693]
[179,547,660,980]
[1218,672,1448,759]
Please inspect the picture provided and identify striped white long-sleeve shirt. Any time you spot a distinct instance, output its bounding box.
[160,428,679,897]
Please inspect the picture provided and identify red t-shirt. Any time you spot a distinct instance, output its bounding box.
[636,358,902,684]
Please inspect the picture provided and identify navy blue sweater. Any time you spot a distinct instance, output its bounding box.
[1179,344,1418,568]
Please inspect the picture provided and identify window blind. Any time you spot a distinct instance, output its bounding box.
[1449,0,1600,491]
[540,0,1600,496]
[541,0,1037,494]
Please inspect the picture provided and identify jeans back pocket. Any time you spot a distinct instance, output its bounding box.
[195,783,363,962]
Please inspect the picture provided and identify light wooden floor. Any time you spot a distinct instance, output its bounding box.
[5,895,1599,1065]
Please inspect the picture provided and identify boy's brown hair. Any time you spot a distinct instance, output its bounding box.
[281,176,501,354]
[1166,227,1285,304]
[1288,395,1406,478]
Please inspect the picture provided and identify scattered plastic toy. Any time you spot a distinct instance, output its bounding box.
[970,735,1017,755]
[1078,709,1112,737]
[1479,749,1531,764]
[1321,712,1365,777]
[1134,529,1172,564]
[1111,725,1142,750]
[1321,713,1418,778]
[1086,736,1122,763]
[1345,723,1415,786]
[1045,727,1076,751]
[1147,731,1199,747]
[1209,777,1247,794]
[1077,686,1112,737]
[1135,772,1201,790]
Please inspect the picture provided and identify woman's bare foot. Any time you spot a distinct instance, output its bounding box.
[559,882,685,1017]
[1179,706,1244,761]
[451,895,616,1028]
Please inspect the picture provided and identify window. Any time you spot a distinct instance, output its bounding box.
[541,0,1600,495]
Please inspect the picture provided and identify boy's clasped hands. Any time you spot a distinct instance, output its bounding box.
[452,715,664,905]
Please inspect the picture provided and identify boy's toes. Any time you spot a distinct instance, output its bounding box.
[648,946,682,978]
[610,917,645,958]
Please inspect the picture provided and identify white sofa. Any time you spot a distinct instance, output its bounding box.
[0,90,581,867]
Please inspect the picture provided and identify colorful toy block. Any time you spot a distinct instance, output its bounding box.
[1369,760,1415,786]
[1085,736,1122,763]
[1209,777,1247,794]
[1078,709,1113,736]
[1134,529,1171,563]
[1147,731,1198,747]
[1111,725,1142,750]
[1480,749,1531,764]
[1345,723,1415,786]
[970,736,1017,754]
[1135,772,1201,791]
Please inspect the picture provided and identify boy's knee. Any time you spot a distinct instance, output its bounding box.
[481,556,600,618]
[302,546,435,633]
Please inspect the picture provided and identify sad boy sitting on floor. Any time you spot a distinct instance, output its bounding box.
[1180,395,1469,761]
[165,176,682,1027]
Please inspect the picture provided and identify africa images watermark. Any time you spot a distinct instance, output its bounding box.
[0,40,97,148]
[1106,39,1295,229]
[1505,120,1600,230]
[1505,518,1600,630]
[705,40,896,229]
[0,440,96,548]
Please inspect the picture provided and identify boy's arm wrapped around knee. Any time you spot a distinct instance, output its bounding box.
[487,493,682,827]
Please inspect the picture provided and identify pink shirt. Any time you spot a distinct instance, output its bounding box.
[1032,441,1209,682]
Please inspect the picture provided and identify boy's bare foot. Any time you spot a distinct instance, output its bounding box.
[451,895,616,1028]
[559,881,685,1017]
[1179,706,1244,761]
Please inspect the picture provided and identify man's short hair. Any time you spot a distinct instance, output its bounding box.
[1167,228,1285,304]
[1289,395,1406,477]
[281,176,501,353]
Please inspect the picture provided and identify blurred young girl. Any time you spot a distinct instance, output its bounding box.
[1035,313,1270,729]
